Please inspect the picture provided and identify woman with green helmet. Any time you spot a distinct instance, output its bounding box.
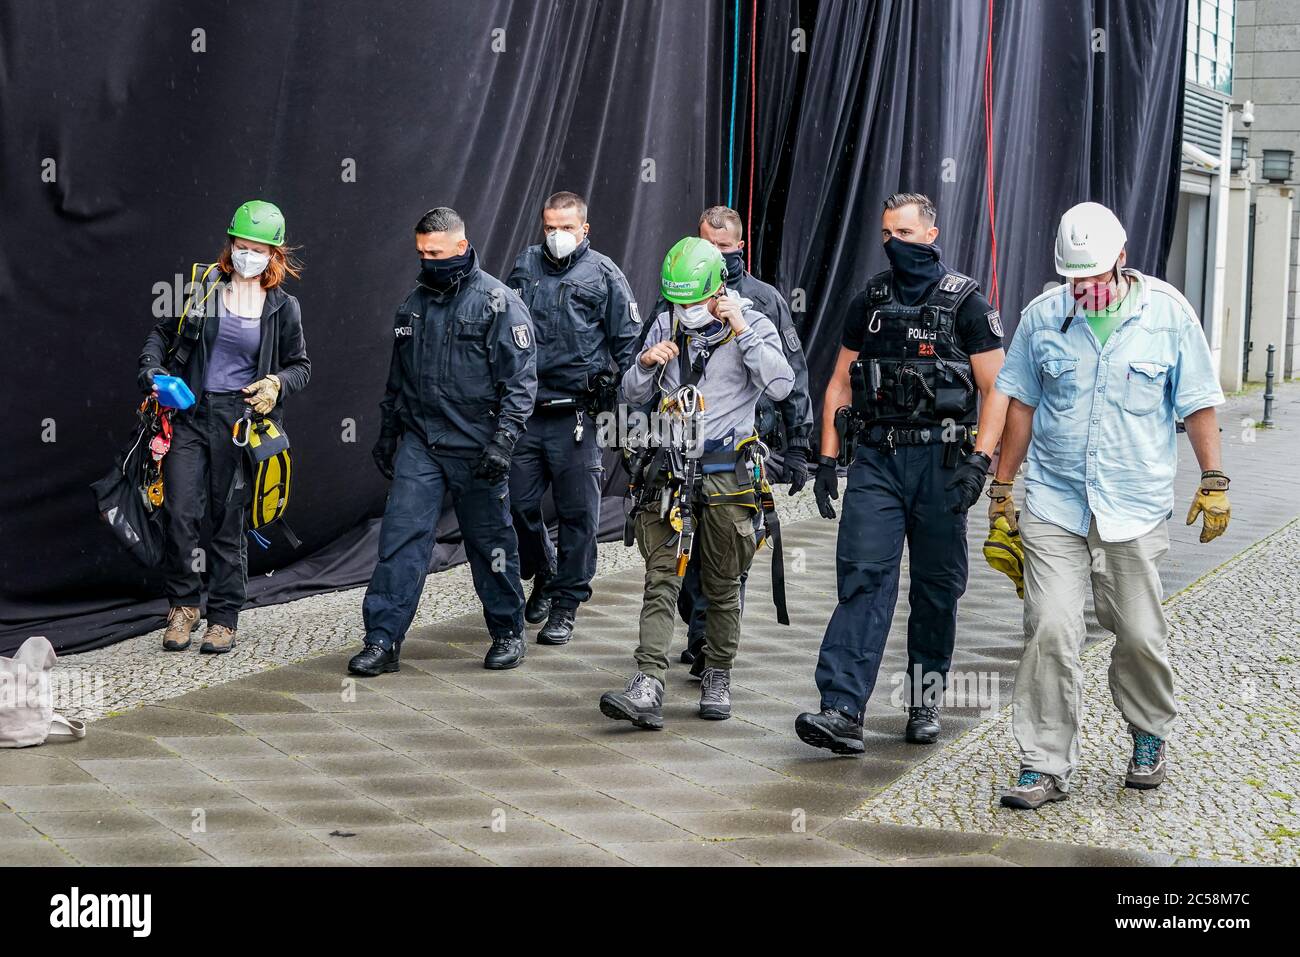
[136,200,311,653]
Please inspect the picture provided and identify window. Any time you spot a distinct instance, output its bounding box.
[1186,0,1234,95]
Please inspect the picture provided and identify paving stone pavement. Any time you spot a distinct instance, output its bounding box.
[49,488,821,723]
[1,384,1295,866]
[850,515,1300,865]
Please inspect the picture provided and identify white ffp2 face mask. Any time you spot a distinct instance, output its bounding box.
[674,302,713,330]
[232,248,270,279]
[545,229,579,260]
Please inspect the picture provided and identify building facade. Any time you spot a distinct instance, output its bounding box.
[1166,0,1297,393]
[1232,0,1299,384]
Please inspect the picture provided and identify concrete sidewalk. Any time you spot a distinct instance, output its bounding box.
[1,385,1294,866]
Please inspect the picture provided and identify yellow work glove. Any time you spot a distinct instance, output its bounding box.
[1185,470,1230,543]
[243,374,282,415]
[987,479,1017,532]
[983,515,1024,599]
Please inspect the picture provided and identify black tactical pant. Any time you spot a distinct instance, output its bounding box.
[508,408,602,609]
[161,392,250,629]
[814,441,969,718]
[363,437,525,649]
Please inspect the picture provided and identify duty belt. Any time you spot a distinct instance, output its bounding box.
[859,424,972,449]
[535,396,584,412]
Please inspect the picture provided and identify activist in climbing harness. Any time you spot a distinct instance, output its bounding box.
[599,237,794,730]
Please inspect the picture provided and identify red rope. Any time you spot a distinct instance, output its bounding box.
[747,0,757,273]
[983,0,1001,311]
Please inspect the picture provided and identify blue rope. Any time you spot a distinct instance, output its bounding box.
[727,0,740,206]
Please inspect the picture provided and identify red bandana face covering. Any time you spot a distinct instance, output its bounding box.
[1072,271,1122,311]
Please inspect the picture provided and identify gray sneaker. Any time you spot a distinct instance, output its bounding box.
[1125,725,1167,790]
[699,667,732,720]
[599,672,664,730]
[1000,769,1068,810]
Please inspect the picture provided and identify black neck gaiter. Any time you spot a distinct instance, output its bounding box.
[722,250,745,287]
[884,237,945,306]
[419,244,477,293]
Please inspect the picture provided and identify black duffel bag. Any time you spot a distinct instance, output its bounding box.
[90,415,165,569]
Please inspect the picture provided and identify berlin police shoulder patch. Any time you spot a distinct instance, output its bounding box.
[939,274,965,293]
[783,326,800,353]
[512,323,532,349]
[986,310,1004,338]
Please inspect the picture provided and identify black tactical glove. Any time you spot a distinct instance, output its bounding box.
[138,362,167,395]
[475,429,516,483]
[813,454,840,520]
[945,451,992,514]
[784,446,810,496]
[372,432,400,481]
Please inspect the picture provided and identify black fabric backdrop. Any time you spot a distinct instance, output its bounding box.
[0,0,1186,654]
[749,0,1188,397]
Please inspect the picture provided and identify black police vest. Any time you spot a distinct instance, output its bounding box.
[849,269,979,426]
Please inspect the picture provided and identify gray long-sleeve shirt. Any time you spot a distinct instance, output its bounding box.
[621,293,794,451]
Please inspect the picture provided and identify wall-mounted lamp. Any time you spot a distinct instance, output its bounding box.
[1261,149,1294,183]
[1230,137,1249,174]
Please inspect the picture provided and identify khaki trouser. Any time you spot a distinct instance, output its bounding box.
[632,471,759,682]
[1013,510,1176,788]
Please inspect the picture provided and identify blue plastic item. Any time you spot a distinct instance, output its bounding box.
[153,375,196,410]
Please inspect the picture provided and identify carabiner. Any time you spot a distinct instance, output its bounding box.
[231,412,252,448]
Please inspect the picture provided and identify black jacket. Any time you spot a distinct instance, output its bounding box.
[508,241,640,403]
[381,253,537,455]
[138,264,311,421]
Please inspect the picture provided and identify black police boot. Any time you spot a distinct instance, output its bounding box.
[524,572,553,625]
[905,706,941,744]
[484,632,526,670]
[795,708,865,755]
[348,643,399,677]
[537,606,575,645]
[680,631,704,667]
[688,651,707,681]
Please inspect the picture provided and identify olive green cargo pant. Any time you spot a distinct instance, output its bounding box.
[632,471,759,682]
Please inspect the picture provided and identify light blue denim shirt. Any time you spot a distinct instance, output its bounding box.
[995,270,1224,542]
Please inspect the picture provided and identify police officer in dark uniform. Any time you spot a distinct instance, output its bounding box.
[641,206,813,674]
[349,207,537,676]
[507,192,640,645]
[796,193,1008,753]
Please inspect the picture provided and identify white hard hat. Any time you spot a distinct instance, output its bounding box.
[1054,202,1127,278]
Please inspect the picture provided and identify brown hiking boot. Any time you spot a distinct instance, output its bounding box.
[162,606,200,651]
[199,624,237,654]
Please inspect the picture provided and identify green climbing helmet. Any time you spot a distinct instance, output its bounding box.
[228,200,286,246]
[660,236,724,304]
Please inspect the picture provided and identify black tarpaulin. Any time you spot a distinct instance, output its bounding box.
[0,0,1187,654]
[753,0,1187,397]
